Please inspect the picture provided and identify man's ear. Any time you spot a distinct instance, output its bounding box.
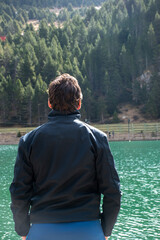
[48,99,52,109]
[77,99,81,110]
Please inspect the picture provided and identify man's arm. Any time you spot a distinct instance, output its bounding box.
[96,134,121,237]
[9,137,33,236]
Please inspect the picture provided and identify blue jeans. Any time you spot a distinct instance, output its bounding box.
[26,220,105,240]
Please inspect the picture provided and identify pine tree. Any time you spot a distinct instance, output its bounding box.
[0,42,4,64]
[146,74,160,118]
[43,55,57,83]
[34,74,48,124]
[36,38,50,74]
[0,74,8,122]
[18,54,36,86]
[39,19,49,40]
[13,78,24,122]
[24,80,35,125]
[3,42,14,70]
[154,11,160,44]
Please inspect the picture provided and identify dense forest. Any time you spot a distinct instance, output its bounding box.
[0,0,160,125]
[0,0,106,8]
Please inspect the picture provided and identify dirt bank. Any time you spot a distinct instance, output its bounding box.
[0,133,20,145]
[0,132,159,145]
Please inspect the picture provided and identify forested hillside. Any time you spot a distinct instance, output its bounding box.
[0,0,106,8]
[0,0,160,125]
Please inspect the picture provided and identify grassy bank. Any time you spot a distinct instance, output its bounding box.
[93,122,160,141]
[93,122,160,134]
[0,122,160,144]
[0,127,34,134]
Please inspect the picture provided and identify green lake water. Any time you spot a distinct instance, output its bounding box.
[0,141,160,240]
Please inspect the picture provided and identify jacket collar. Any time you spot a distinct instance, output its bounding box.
[48,109,81,121]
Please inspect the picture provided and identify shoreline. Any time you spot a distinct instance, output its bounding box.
[0,132,159,145]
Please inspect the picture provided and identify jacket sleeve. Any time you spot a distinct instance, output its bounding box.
[9,137,33,236]
[96,134,121,236]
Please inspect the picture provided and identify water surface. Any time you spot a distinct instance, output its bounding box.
[0,141,159,239]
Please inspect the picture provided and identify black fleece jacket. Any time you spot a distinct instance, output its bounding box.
[10,110,121,237]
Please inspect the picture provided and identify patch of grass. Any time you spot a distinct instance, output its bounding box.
[0,122,160,136]
[91,122,160,134]
[0,127,34,134]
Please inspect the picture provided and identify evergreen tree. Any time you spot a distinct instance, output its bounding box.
[147,23,156,62]
[146,74,160,118]
[0,74,8,122]
[18,54,36,86]
[13,78,24,122]
[34,74,48,124]
[43,55,57,83]
[24,80,35,125]
[39,19,49,40]
[154,11,160,44]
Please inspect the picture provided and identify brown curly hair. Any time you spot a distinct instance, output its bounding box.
[48,74,82,113]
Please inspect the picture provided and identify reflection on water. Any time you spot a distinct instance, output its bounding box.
[110,141,160,240]
[0,146,18,240]
[0,141,160,239]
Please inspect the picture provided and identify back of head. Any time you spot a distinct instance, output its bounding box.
[48,73,82,113]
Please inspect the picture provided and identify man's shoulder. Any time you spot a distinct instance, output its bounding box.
[21,122,48,145]
[76,119,107,139]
